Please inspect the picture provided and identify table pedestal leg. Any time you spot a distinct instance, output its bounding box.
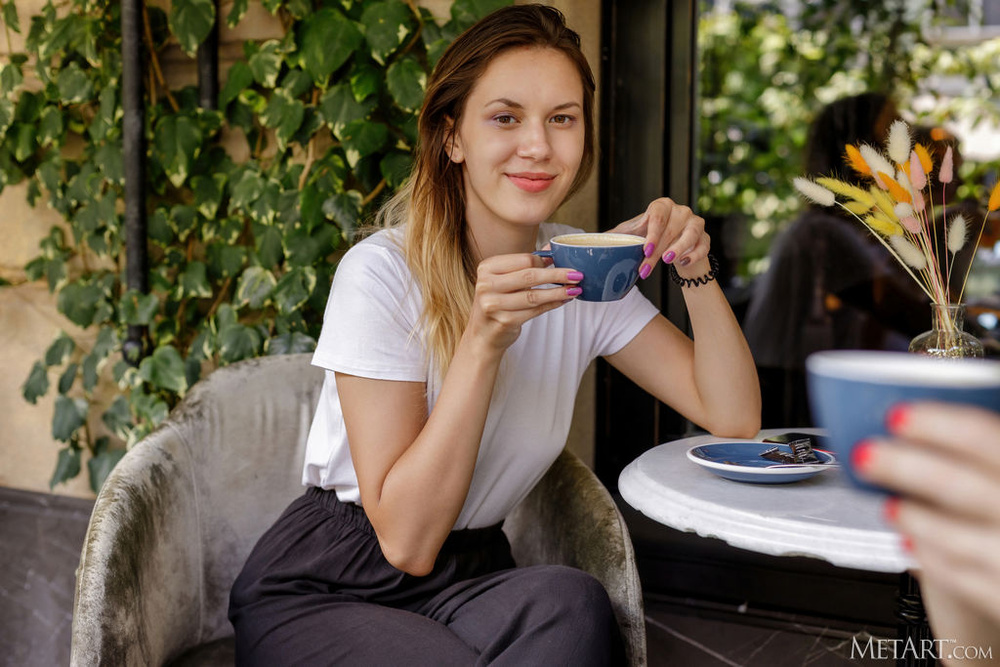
[896,572,933,667]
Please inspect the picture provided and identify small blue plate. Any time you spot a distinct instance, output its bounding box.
[686,442,838,484]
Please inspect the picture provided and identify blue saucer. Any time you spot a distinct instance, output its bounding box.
[686,442,837,484]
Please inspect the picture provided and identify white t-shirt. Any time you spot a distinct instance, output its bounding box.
[303,223,659,529]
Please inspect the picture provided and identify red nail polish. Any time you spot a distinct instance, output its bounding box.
[851,440,874,471]
[883,496,899,522]
[663,251,675,263]
[639,264,652,280]
[901,535,914,552]
[886,404,910,433]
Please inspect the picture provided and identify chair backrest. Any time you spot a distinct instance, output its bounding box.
[72,354,324,665]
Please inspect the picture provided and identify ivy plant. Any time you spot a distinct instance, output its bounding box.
[2,0,511,492]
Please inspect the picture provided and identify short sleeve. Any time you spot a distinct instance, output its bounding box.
[587,286,660,358]
[311,237,427,382]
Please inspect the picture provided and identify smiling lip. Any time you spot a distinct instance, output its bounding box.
[507,172,555,193]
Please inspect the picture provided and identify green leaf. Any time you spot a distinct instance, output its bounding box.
[207,244,245,278]
[361,0,414,65]
[0,61,23,95]
[153,114,203,189]
[57,281,104,327]
[0,98,13,135]
[386,56,426,113]
[380,151,412,188]
[297,8,363,84]
[349,62,381,102]
[219,324,262,364]
[273,266,316,314]
[87,442,125,493]
[285,223,336,267]
[37,106,64,147]
[40,17,79,61]
[56,62,94,103]
[235,266,276,309]
[45,333,76,366]
[266,332,317,355]
[94,140,124,185]
[280,67,313,99]
[300,184,324,233]
[260,89,304,151]
[226,0,248,28]
[1,2,20,34]
[93,326,118,360]
[22,362,49,404]
[169,0,216,56]
[179,261,213,298]
[230,168,264,209]
[322,190,363,231]
[120,289,159,325]
[49,446,82,489]
[340,119,388,168]
[219,60,253,108]
[251,226,281,271]
[13,123,35,162]
[247,40,284,88]
[130,389,169,426]
[101,395,132,440]
[81,352,99,392]
[52,395,87,441]
[57,363,78,394]
[191,172,226,219]
[320,83,375,139]
[138,345,189,395]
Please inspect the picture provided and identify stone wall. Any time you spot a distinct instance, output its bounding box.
[0,0,601,498]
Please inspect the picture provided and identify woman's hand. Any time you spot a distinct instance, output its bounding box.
[466,253,582,356]
[610,197,711,281]
[856,403,1000,654]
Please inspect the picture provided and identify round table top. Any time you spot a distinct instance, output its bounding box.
[618,430,914,573]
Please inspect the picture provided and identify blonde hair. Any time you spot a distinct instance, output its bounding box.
[377,4,596,378]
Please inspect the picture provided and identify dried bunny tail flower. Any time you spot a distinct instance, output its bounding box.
[889,235,928,270]
[914,143,933,176]
[793,177,835,207]
[896,169,914,197]
[989,180,1000,212]
[909,151,927,190]
[845,144,871,176]
[864,212,903,237]
[912,190,925,212]
[869,185,899,220]
[860,144,894,188]
[879,171,912,204]
[887,120,911,164]
[939,146,954,184]
[947,214,968,254]
[844,200,873,215]
[816,177,873,204]
[900,216,921,234]
[894,202,914,219]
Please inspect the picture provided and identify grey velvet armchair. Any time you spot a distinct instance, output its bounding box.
[71,353,646,666]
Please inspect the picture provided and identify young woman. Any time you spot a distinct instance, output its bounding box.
[229,5,759,664]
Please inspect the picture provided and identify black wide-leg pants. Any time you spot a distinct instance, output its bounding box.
[229,486,621,666]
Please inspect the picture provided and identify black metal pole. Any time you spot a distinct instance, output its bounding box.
[121,0,148,366]
[197,0,219,110]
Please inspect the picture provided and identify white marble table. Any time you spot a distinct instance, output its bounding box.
[618,430,915,573]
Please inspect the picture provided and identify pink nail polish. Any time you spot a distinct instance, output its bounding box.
[566,271,584,281]
[663,251,675,263]
[644,243,655,258]
[639,264,652,280]
[566,286,582,297]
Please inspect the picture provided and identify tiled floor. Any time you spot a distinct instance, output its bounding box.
[2,485,884,666]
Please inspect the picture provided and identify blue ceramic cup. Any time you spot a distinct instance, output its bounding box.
[806,350,1000,492]
[535,233,645,302]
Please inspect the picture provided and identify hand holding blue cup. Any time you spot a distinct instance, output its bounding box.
[806,350,1000,492]
[534,233,646,302]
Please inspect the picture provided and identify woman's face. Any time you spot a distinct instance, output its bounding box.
[449,46,585,233]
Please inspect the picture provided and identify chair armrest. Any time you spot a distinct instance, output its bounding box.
[504,449,647,666]
[71,424,203,666]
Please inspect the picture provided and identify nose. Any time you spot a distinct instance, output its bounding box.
[517,120,552,160]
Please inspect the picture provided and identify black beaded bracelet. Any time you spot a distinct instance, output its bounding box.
[668,253,720,288]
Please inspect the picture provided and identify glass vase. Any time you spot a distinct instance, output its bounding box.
[908,303,984,359]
